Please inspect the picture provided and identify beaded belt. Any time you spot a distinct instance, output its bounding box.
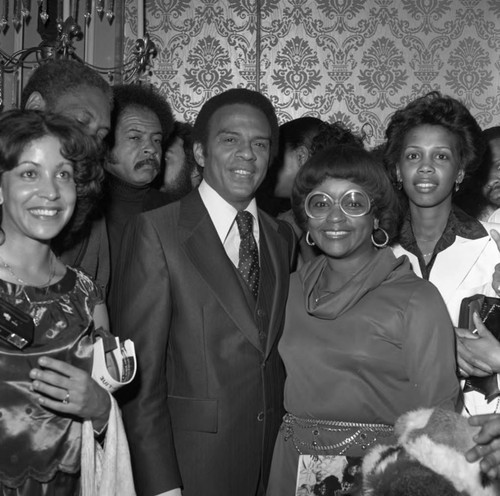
[281,412,394,456]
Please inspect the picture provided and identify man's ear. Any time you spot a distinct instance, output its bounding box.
[24,92,47,110]
[296,145,310,168]
[193,142,205,168]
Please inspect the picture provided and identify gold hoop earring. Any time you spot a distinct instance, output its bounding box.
[371,228,389,248]
[306,231,315,246]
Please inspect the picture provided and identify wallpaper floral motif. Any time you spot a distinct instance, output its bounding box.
[124,0,500,147]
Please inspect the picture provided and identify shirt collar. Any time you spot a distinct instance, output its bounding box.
[198,180,258,243]
[398,205,487,279]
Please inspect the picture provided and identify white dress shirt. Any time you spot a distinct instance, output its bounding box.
[198,180,260,268]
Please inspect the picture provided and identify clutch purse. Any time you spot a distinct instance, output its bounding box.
[458,294,500,402]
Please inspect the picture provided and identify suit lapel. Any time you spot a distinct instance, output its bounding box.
[179,191,262,351]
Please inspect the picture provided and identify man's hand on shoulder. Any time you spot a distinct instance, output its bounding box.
[466,413,500,479]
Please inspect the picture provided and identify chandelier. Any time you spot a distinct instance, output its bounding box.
[0,1,156,108]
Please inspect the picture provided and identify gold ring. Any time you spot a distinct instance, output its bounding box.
[62,391,70,405]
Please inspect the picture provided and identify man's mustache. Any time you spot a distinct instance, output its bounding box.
[134,157,160,171]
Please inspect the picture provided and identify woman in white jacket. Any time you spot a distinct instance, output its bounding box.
[383,91,500,477]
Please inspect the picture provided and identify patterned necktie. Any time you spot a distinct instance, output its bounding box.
[235,210,260,298]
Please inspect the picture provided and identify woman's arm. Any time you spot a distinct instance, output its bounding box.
[404,283,460,410]
[29,302,112,430]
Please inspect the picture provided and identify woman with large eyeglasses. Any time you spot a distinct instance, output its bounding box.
[266,145,459,496]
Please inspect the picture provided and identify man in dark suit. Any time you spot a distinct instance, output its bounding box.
[109,89,295,496]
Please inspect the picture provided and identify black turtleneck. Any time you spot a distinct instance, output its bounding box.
[105,172,170,277]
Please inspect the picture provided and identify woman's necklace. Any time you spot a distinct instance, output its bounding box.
[0,253,56,289]
[315,289,334,304]
[414,236,440,242]
[415,234,439,261]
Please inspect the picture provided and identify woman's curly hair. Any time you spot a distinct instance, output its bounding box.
[0,109,104,243]
[383,91,485,187]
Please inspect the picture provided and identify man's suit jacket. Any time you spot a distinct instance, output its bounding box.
[58,181,170,297]
[109,190,295,496]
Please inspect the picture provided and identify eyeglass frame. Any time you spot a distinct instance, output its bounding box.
[304,188,373,219]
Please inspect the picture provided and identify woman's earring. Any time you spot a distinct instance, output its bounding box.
[455,181,461,193]
[371,227,389,248]
[306,231,315,246]
[395,171,403,190]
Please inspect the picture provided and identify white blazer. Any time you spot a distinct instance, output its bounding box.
[392,221,500,414]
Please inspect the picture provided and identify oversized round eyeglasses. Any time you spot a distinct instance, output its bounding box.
[305,189,372,219]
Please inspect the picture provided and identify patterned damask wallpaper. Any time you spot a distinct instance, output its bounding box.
[124,0,500,148]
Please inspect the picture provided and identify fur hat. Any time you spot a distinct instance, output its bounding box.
[362,408,499,496]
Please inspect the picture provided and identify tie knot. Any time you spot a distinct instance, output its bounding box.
[236,210,253,236]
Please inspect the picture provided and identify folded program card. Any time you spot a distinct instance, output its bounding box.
[92,336,136,393]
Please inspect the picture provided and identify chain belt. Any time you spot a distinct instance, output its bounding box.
[281,412,394,456]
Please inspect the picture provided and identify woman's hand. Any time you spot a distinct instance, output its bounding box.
[466,413,500,479]
[455,313,500,376]
[30,356,110,431]
[456,323,495,378]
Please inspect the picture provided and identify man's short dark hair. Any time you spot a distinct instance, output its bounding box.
[20,59,112,110]
[105,83,174,150]
[192,88,279,162]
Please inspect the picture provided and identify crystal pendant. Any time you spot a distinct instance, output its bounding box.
[21,0,30,18]
[106,10,114,23]
[0,17,7,30]
[39,10,49,23]
[96,0,104,20]
[12,16,22,30]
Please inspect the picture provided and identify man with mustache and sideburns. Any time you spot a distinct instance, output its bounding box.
[102,84,174,288]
